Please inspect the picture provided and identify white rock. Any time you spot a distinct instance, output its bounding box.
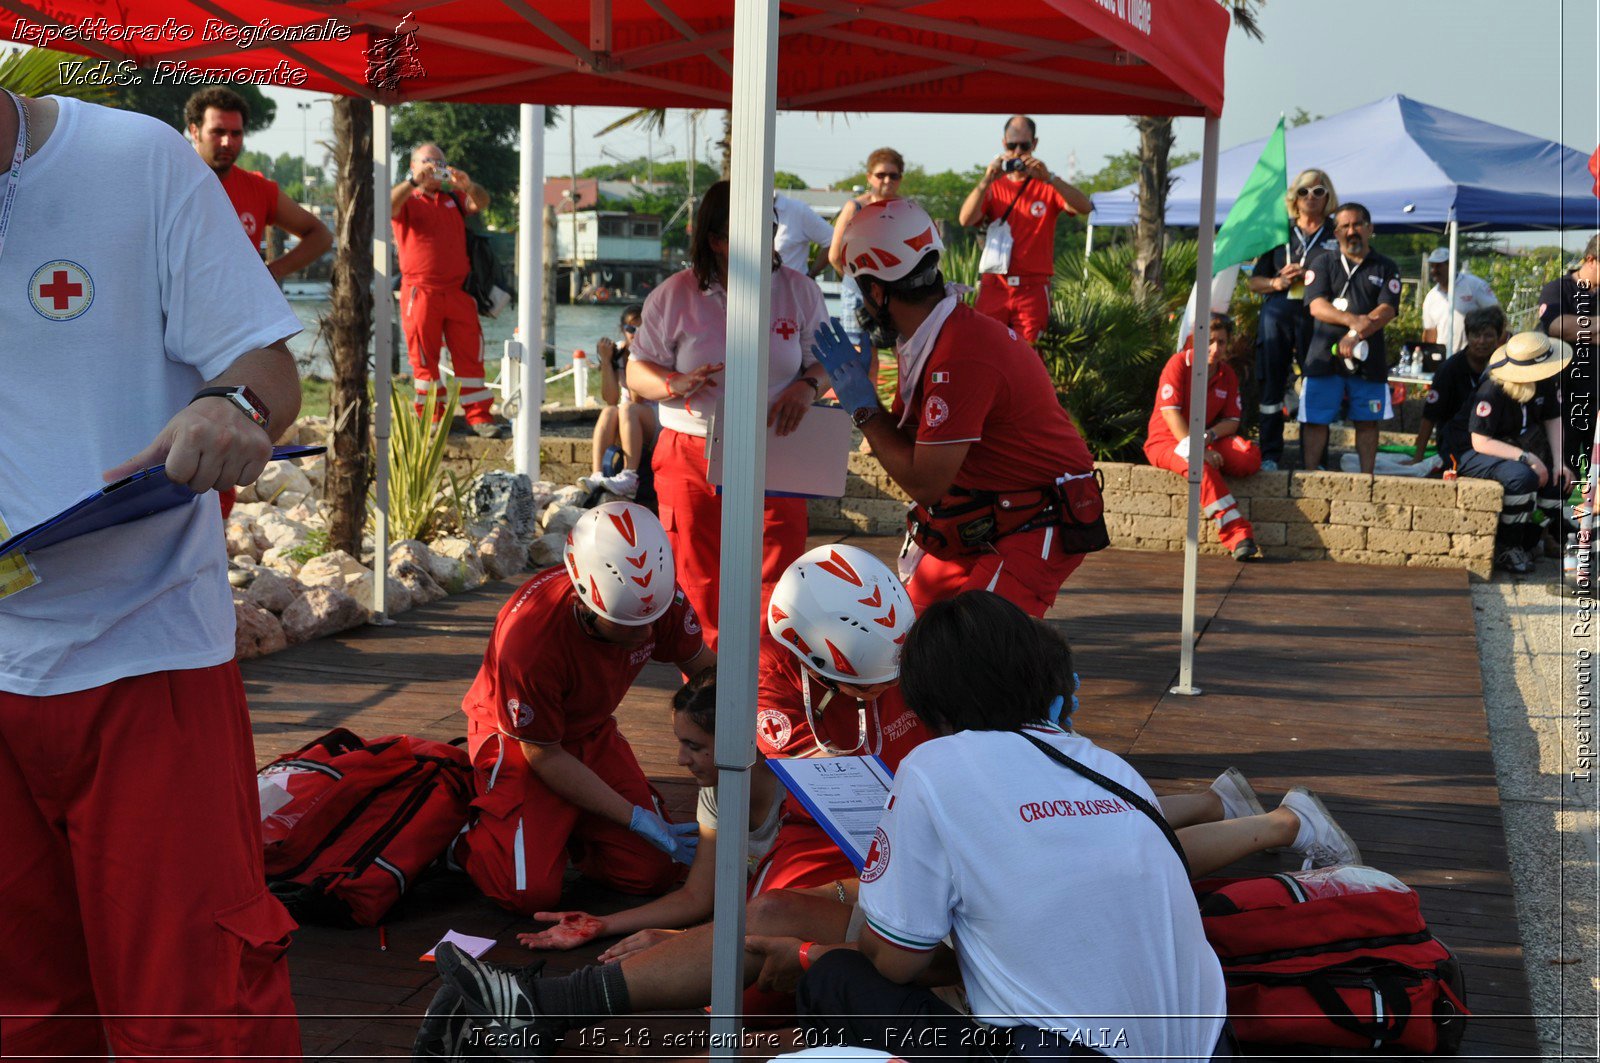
[246,569,303,614]
[235,482,260,505]
[297,549,367,589]
[281,415,331,447]
[260,547,303,576]
[468,471,538,538]
[389,557,447,605]
[552,485,587,508]
[254,461,314,506]
[230,501,271,519]
[284,498,325,527]
[529,532,566,569]
[225,517,262,561]
[477,525,527,581]
[426,537,487,594]
[301,454,327,490]
[389,539,435,571]
[281,585,367,643]
[227,565,255,589]
[529,479,560,514]
[254,511,313,551]
[234,599,287,659]
[539,503,582,537]
[345,571,415,615]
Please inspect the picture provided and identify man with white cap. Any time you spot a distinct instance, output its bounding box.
[450,502,714,915]
[1421,248,1498,354]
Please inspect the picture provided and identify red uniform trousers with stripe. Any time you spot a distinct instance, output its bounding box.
[907,525,1086,618]
[973,274,1051,344]
[401,283,494,424]
[1143,436,1261,550]
[652,428,809,652]
[0,663,300,1063]
[454,716,680,916]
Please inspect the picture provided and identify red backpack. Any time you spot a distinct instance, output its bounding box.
[1196,865,1470,1054]
[258,728,473,926]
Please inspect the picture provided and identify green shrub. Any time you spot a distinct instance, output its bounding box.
[381,379,460,542]
[282,528,330,566]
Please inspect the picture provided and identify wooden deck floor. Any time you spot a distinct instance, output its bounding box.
[242,539,1538,1060]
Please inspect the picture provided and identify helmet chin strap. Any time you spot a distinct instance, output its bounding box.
[855,284,900,350]
[801,673,883,757]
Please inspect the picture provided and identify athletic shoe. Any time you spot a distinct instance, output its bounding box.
[1259,459,1279,472]
[471,420,511,440]
[413,982,492,1059]
[436,943,558,1061]
[1280,787,1362,870]
[1210,767,1266,821]
[1494,546,1533,575]
[599,468,639,499]
[1231,538,1261,562]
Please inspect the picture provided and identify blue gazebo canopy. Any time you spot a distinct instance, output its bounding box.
[1091,94,1600,232]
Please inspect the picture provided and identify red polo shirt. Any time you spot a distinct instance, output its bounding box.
[393,189,470,289]
[218,166,279,252]
[981,176,1072,277]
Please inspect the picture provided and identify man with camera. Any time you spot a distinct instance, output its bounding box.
[957,115,1090,344]
[391,143,504,437]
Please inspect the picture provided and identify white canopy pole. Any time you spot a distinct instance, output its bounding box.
[514,105,545,478]
[1444,210,1459,356]
[372,103,393,619]
[709,0,779,1047]
[1173,115,1221,696]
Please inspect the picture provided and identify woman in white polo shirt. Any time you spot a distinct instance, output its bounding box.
[628,180,830,651]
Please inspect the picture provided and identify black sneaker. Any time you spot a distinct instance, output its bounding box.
[1231,538,1261,562]
[435,942,560,1061]
[1494,546,1533,575]
[414,982,492,1059]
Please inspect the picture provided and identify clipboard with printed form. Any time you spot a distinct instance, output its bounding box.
[704,403,852,499]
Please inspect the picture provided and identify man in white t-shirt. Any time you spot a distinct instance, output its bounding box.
[796,592,1230,1063]
[0,94,303,1059]
[774,192,835,278]
[1422,248,1499,353]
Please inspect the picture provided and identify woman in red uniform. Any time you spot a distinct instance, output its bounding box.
[1143,312,1264,561]
[627,181,831,650]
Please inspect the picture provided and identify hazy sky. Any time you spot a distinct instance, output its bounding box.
[258,0,1599,244]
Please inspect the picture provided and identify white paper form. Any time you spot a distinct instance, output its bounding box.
[766,755,895,870]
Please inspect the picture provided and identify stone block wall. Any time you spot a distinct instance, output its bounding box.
[517,436,1504,578]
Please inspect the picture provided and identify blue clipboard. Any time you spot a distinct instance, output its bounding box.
[765,754,894,871]
[0,445,326,560]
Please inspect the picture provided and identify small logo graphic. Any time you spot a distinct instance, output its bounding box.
[444,197,457,209]
[238,211,260,241]
[1369,400,1382,413]
[1369,274,1382,286]
[1388,277,1401,294]
[1304,269,1316,285]
[1538,302,1548,317]
[931,371,949,384]
[1214,387,1227,398]
[860,826,891,882]
[924,395,950,428]
[773,317,798,341]
[683,604,701,635]
[1475,400,1492,418]
[29,260,93,321]
[1425,389,1441,404]
[757,708,792,750]
[507,697,534,729]
[1029,200,1047,217]
[1159,383,1175,400]
[364,12,426,91]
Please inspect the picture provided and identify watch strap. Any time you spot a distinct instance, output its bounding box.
[851,405,881,428]
[191,386,269,432]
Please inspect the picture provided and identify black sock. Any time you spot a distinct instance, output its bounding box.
[528,962,632,1028]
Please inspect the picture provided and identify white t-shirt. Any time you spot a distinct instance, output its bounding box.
[1422,270,1498,352]
[631,266,825,438]
[858,725,1226,1063]
[697,782,784,872]
[773,195,835,275]
[0,98,301,696]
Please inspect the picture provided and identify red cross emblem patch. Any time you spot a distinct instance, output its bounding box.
[860,826,891,882]
[757,708,792,751]
[773,317,798,341]
[30,260,94,321]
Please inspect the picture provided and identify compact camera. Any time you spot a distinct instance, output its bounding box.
[1001,157,1027,174]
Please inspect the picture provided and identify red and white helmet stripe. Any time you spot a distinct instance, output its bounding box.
[564,502,675,625]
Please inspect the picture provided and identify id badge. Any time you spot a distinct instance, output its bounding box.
[1287,282,1305,301]
[1332,297,1349,312]
[0,512,41,602]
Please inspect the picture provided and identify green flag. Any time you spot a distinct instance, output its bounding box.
[1212,117,1289,273]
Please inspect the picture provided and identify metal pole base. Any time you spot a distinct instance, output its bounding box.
[1168,684,1203,697]
[368,614,396,628]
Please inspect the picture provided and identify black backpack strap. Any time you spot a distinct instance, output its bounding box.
[1302,969,1414,1046]
[1017,731,1191,878]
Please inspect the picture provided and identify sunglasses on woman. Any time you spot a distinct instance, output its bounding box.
[871,170,902,181]
[1296,185,1328,198]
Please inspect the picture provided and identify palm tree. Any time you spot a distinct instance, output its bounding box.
[1130,1,1265,300]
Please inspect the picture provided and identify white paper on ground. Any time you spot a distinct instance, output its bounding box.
[421,930,498,963]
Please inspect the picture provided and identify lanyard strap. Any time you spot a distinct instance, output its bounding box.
[0,91,26,265]
[1292,221,1327,266]
[1337,252,1360,301]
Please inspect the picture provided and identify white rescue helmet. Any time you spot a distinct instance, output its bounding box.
[840,199,944,286]
[767,544,914,685]
[564,501,675,625]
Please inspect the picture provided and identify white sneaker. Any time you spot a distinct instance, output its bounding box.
[599,468,639,499]
[1281,787,1362,870]
[1210,767,1266,821]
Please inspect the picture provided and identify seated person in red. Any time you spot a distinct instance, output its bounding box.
[1144,312,1264,561]
[452,502,714,915]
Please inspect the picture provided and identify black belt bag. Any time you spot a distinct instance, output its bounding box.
[907,470,1111,560]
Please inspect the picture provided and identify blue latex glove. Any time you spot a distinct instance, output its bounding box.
[629,805,699,864]
[810,317,880,416]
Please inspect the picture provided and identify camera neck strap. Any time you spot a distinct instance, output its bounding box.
[993,176,1034,228]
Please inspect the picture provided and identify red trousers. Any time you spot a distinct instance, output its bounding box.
[974,274,1051,344]
[401,283,493,423]
[907,525,1086,618]
[0,664,300,1062]
[652,428,809,652]
[454,717,680,915]
[750,817,857,897]
[1143,436,1261,549]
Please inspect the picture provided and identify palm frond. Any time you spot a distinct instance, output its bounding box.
[0,47,113,101]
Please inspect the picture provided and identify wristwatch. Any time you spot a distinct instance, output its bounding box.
[1516,451,1533,467]
[851,405,881,428]
[799,373,822,397]
[191,385,270,433]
